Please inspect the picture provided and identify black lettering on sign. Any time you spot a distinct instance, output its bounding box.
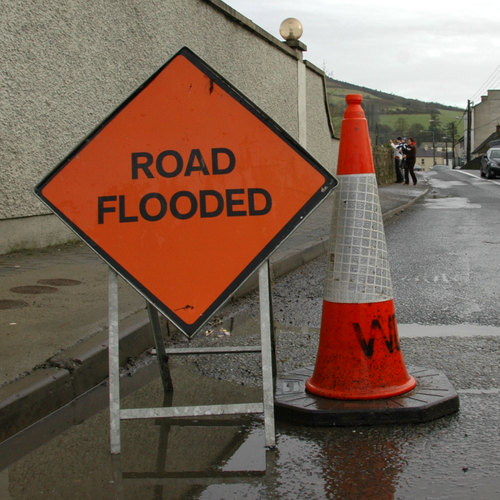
[212,148,235,175]
[98,195,117,224]
[97,188,272,223]
[200,190,224,218]
[119,195,138,223]
[130,148,236,179]
[139,193,167,221]
[226,189,246,217]
[248,188,272,216]
[131,153,154,179]
[156,150,183,178]
[185,149,209,176]
[170,191,197,219]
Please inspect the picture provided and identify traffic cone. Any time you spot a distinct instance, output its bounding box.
[305,94,416,400]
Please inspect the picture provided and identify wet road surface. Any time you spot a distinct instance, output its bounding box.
[1,169,499,498]
[1,318,498,499]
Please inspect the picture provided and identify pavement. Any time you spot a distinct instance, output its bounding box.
[0,179,428,442]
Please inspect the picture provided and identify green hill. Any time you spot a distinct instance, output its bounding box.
[326,77,464,146]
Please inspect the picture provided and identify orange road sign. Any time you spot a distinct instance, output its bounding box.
[35,47,337,337]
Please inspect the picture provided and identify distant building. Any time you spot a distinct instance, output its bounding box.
[417,142,452,169]
[416,147,434,170]
[454,137,465,166]
[470,89,500,155]
[472,125,500,156]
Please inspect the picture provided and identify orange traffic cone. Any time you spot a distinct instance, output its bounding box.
[305,94,416,400]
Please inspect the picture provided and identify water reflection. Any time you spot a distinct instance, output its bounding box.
[1,358,491,499]
[317,430,402,499]
[112,417,267,499]
[1,362,267,499]
[111,363,268,498]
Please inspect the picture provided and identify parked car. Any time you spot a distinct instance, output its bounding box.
[480,148,500,179]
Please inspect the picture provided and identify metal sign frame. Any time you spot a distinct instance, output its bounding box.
[108,260,276,454]
[32,45,336,455]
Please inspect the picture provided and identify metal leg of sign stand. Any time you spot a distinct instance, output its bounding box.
[107,261,277,454]
[147,303,173,393]
[108,269,121,455]
[148,305,176,497]
[153,392,174,499]
[258,260,276,448]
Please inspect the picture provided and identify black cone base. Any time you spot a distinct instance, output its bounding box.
[275,366,459,426]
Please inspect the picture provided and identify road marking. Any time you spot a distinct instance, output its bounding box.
[457,388,500,395]
[454,169,500,185]
[399,323,500,337]
[275,323,500,338]
[400,271,468,284]
[433,274,449,283]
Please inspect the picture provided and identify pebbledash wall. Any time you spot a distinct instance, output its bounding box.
[0,0,339,255]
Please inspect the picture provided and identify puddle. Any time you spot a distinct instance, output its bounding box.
[9,285,58,294]
[37,278,82,286]
[0,360,265,499]
[425,197,481,209]
[1,342,499,499]
[0,300,29,310]
[428,178,467,189]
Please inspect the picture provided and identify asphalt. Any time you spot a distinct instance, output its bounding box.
[0,179,428,442]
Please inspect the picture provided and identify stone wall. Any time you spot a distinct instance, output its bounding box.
[373,146,394,185]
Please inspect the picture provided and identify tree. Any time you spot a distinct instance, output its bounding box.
[394,117,409,135]
[407,123,425,142]
[365,103,379,130]
[371,123,394,145]
[429,109,442,140]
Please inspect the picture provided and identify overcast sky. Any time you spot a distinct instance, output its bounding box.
[226,0,499,109]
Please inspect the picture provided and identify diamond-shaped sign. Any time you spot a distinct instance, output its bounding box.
[35,47,337,337]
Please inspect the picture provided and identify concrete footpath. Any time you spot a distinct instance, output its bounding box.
[0,180,428,441]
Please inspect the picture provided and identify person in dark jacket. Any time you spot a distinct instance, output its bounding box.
[403,137,417,185]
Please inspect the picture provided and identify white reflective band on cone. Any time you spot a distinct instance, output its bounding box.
[324,173,393,303]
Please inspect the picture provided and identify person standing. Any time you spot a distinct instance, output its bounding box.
[389,137,405,183]
[403,137,417,185]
